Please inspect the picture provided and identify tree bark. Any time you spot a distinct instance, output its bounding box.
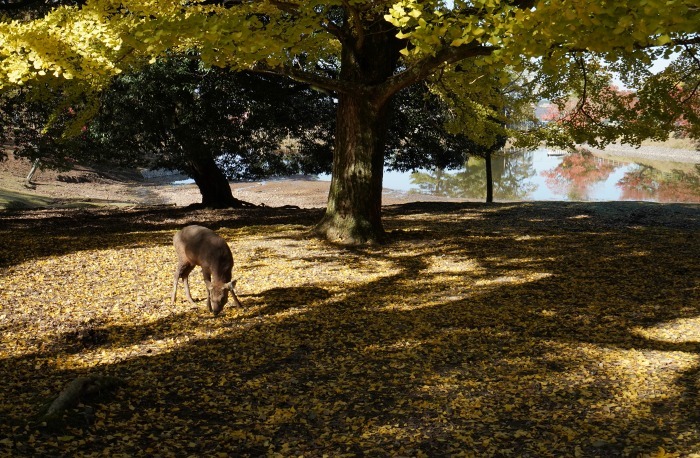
[312,13,402,244]
[314,92,389,244]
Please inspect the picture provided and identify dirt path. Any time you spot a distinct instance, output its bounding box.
[0,156,476,210]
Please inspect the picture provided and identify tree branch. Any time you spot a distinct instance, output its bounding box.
[267,0,300,14]
[0,0,44,10]
[678,44,700,105]
[673,36,700,47]
[377,42,496,105]
[509,0,537,9]
[573,55,595,122]
[250,62,353,95]
[320,17,347,42]
[0,0,84,11]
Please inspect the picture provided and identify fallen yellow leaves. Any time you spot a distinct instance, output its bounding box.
[0,202,698,456]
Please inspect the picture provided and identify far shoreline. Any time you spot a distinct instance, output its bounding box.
[582,142,700,164]
[1,143,699,210]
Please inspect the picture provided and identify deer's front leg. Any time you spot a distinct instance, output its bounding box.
[201,268,212,289]
[201,268,213,312]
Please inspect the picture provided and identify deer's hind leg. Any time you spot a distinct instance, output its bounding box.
[172,263,196,305]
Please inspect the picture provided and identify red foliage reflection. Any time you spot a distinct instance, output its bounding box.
[618,168,700,203]
[542,152,615,199]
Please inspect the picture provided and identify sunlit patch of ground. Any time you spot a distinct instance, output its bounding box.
[0,202,698,457]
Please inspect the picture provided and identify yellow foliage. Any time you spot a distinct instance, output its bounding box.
[0,202,699,456]
[2,0,697,92]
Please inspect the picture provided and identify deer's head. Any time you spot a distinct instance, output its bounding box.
[207,279,241,316]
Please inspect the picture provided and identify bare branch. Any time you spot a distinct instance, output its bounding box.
[573,55,594,122]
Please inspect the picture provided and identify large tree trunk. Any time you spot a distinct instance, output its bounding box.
[314,93,389,244]
[313,14,402,244]
[186,154,247,208]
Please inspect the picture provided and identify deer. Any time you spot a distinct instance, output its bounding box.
[171,225,242,316]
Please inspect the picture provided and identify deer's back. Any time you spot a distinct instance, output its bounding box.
[174,225,233,272]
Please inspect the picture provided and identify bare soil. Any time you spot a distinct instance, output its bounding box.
[0,155,475,210]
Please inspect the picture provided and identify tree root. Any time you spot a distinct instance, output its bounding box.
[187,199,302,210]
[186,197,258,209]
[38,375,125,426]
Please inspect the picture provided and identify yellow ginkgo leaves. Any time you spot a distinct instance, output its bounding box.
[0,202,698,456]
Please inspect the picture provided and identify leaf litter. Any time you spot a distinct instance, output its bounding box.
[0,201,698,457]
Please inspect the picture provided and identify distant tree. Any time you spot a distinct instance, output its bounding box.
[0,86,78,168]
[52,57,336,207]
[387,77,511,203]
[386,82,495,173]
[533,45,700,148]
[427,65,522,202]
[5,57,488,205]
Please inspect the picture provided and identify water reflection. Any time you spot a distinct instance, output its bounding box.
[411,152,537,200]
[407,149,700,203]
[618,166,700,203]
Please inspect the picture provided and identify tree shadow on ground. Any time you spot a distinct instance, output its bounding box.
[1,201,698,456]
[249,286,332,316]
[0,206,323,268]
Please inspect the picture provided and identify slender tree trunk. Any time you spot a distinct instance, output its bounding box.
[25,158,40,189]
[485,152,494,203]
[314,92,389,244]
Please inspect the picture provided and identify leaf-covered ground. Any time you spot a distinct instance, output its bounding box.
[1,202,699,457]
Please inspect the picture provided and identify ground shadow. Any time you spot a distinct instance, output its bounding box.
[1,201,698,456]
[0,205,323,268]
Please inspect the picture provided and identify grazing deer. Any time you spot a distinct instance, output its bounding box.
[171,225,242,316]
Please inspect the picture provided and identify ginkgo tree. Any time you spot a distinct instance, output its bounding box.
[1,0,698,243]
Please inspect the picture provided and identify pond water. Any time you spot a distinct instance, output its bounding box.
[320,148,700,203]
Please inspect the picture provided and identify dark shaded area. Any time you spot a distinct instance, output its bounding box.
[0,205,324,268]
